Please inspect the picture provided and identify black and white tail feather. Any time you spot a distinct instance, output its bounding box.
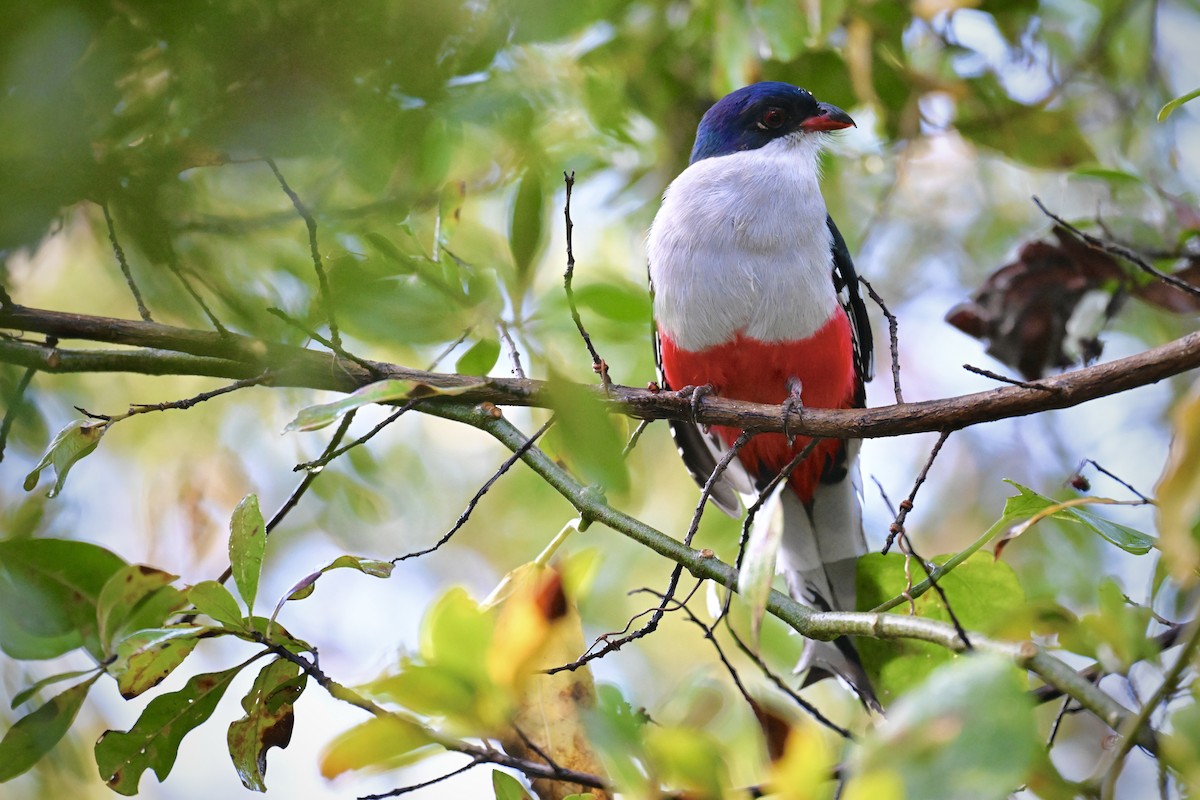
[651,215,881,712]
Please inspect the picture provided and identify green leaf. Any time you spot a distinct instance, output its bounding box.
[544,374,630,495]
[848,655,1038,800]
[1057,579,1157,672]
[1072,165,1143,185]
[0,538,126,660]
[109,627,207,699]
[571,282,652,324]
[95,665,243,796]
[319,715,437,778]
[273,555,394,620]
[11,669,98,709]
[1005,481,1154,554]
[509,168,545,289]
[583,685,652,796]
[227,659,306,792]
[0,674,100,782]
[493,770,532,800]
[856,552,1024,701]
[456,338,501,377]
[1159,87,1200,122]
[23,419,107,498]
[284,378,483,433]
[229,494,266,615]
[96,565,184,656]
[188,581,246,630]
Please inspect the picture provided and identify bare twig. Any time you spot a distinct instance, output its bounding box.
[883,431,951,553]
[723,620,853,739]
[859,275,903,403]
[392,418,554,563]
[497,320,527,379]
[101,202,153,322]
[562,172,610,388]
[214,411,358,587]
[266,159,342,347]
[359,758,482,800]
[164,242,229,335]
[266,307,380,379]
[963,363,1058,391]
[1033,196,1200,299]
[125,372,271,416]
[1082,459,1153,503]
[295,398,424,472]
[622,419,652,457]
[0,366,35,463]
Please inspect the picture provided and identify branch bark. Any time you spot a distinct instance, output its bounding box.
[2,303,1198,440]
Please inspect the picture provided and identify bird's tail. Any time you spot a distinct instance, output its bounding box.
[774,450,881,712]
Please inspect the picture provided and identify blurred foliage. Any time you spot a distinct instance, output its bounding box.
[2,0,1200,798]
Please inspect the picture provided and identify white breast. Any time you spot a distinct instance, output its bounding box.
[648,135,838,351]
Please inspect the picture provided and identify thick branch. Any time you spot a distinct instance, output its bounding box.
[2,303,1198,440]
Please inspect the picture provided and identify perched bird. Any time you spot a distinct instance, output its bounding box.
[648,82,877,707]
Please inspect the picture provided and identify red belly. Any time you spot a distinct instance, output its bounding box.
[659,312,857,504]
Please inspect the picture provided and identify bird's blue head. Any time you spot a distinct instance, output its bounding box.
[689,82,855,164]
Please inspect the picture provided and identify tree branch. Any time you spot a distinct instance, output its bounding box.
[2,303,1198,441]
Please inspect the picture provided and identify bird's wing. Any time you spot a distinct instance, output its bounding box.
[649,274,752,517]
[827,215,874,395]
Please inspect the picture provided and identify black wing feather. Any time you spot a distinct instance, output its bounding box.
[827,215,874,392]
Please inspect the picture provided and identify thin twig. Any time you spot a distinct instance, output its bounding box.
[101,202,152,322]
[1033,196,1200,299]
[125,372,271,416]
[1084,459,1153,503]
[1031,623,1187,706]
[561,172,610,388]
[164,242,229,335]
[0,366,35,463]
[497,320,527,379]
[392,418,554,563]
[295,399,424,472]
[859,275,903,403]
[266,159,342,347]
[359,758,482,800]
[963,363,1058,391]
[883,431,951,554]
[1047,696,1077,748]
[724,620,853,739]
[215,412,358,587]
[266,307,380,379]
[425,327,475,372]
[622,419,652,457]
[549,432,753,672]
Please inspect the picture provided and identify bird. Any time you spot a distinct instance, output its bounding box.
[647,81,878,709]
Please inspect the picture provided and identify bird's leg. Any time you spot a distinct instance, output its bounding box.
[676,384,716,427]
[782,376,804,445]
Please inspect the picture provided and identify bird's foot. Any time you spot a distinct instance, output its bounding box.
[677,384,716,425]
[782,377,804,444]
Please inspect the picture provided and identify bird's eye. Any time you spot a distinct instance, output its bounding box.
[761,108,787,129]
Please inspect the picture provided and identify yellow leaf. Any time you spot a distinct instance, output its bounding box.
[491,564,610,799]
[1156,390,1200,586]
[319,715,435,779]
[841,769,905,800]
[766,721,838,800]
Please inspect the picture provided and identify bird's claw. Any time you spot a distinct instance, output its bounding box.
[782,377,804,444]
[678,384,716,425]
